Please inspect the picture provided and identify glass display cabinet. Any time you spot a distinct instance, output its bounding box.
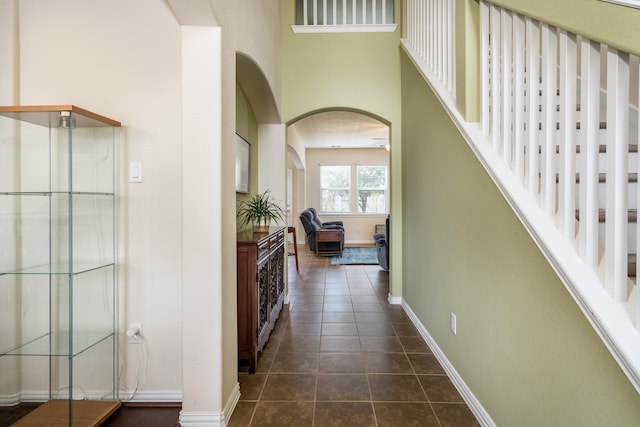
[0,106,121,425]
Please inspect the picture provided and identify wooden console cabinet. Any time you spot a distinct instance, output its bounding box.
[236,226,286,373]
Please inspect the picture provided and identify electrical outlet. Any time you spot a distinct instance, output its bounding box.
[450,313,457,335]
[127,323,142,344]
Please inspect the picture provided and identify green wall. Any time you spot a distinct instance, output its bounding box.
[281,0,405,295]
[280,0,402,124]
[400,50,640,425]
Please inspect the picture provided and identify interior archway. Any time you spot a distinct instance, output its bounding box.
[286,108,391,247]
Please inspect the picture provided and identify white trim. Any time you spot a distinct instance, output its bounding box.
[120,390,183,403]
[291,24,398,34]
[387,293,402,304]
[179,383,240,427]
[179,412,221,426]
[401,300,496,427]
[0,391,48,405]
[223,382,241,424]
[600,0,640,9]
[400,37,640,395]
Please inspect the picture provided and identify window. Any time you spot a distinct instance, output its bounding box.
[320,165,351,213]
[357,165,387,213]
[320,164,388,214]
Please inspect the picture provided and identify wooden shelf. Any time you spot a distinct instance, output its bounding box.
[12,400,121,426]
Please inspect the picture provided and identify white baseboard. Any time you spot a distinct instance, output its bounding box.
[1,390,132,405]
[387,293,402,305]
[0,392,42,405]
[121,390,182,403]
[401,301,496,427]
[179,382,240,427]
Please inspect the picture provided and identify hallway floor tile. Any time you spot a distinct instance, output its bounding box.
[229,245,480,427]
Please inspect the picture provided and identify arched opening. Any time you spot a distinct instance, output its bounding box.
[286,109,391,248]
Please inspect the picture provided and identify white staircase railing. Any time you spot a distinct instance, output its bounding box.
[296,0,394,26]
[403,0,640,394]
[406,0,456,101]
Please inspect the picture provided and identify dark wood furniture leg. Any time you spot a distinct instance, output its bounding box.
[288,226,299,272]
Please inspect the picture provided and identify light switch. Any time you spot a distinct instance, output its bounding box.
[129,162,143,183]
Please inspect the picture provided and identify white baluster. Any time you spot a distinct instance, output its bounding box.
[352,0,357,24]
[558,31,578,240]
[372,0,377,24]
[382,0,387,25]
[303,0,309,25]
[637,56,640,329]
[323,0,327,24]
[605,48,630,302]
[417,0,424,61]
[313,0,318,25]
[579,40,601,269]
[362,0,366,24]
[333,0,337,24]
[445,0,456,99]
[514,14,526,180]
[480,1,490,137]
[526,19,540,197]
[432,0,442,80]
[442,0,448,88]
[541,24,558,216]
[501,10,513,165]
[426,0,435,69]
[421,0,427,63]
[490,4,502,152]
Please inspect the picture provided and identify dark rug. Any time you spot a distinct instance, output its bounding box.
[330,247,379,265]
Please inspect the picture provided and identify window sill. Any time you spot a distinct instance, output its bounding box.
[291,24,398,34]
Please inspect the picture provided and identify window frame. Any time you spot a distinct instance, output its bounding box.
[319,162,389,215]
[356,164,388,214]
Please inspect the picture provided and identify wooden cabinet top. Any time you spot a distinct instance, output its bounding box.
[237,226,286,246]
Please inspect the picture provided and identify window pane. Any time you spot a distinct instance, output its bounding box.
[357,190,386,213]
[321,165,350,213]
[321,165,350,188]
[321,189,350,212]
[357,165,387,213]
[357,165,387,188]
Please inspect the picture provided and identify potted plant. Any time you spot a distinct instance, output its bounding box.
[237,189,286,232]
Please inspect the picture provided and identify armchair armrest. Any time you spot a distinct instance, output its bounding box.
[321,223,343,230]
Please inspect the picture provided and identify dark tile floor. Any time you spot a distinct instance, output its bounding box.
[230,246,480,427]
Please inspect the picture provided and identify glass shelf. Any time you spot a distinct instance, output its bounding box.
[0,262,115,276]
[1,332,114,357]
[1,192,115,196]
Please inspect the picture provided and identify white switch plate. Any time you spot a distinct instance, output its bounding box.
[450,313,457,335]
[129,162,143,183]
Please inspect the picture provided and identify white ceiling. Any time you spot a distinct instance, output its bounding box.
[291,110,389,149]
